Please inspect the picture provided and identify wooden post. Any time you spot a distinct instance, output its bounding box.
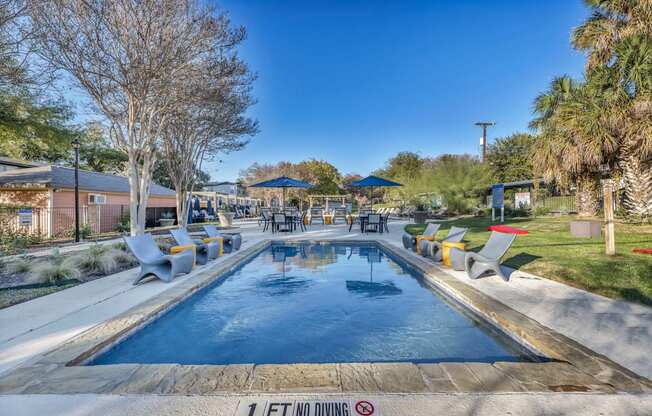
[603,179,616,256]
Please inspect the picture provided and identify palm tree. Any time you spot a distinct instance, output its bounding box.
[572,1,652,218]
[611,36,652,217]
[529,76,578,131]
[572,0,652,73]
[531,77,614,216]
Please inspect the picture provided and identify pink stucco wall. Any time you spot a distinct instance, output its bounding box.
[52,190,176,207]
[48,190,176,235]
[1,187,177,237]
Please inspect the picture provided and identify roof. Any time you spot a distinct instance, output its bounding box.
[489,179,546,190]
[0,156,43,169]
[204,181,239,186]
[0,165,176,197]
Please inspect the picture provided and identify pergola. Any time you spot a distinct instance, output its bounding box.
[307,194,350,211]
[191,191,263,210]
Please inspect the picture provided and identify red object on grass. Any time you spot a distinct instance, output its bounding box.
[487,225,529,235]
[633,248,652,255]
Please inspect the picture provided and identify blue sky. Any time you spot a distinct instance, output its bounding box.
[205,0,590,181]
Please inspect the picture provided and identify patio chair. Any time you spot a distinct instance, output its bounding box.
[365,213,382,233]
[402,222,441,251]
[381,212,391,233]
[420,226,468,261]
[258,209,269,228]
[293,212,308,232]
[310,207,324,224]
[273,213,291,232]
[124,233,194,285]
[333,208,347,224]
[461,231,517,282]
[170,228,219,265]
[203,224,242,252]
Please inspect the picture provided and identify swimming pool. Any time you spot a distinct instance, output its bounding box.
[91,242,536,365]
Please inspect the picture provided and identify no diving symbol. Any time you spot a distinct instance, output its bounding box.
[354,401,374,416]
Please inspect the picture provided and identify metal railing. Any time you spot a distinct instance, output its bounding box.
[0,205,177,238]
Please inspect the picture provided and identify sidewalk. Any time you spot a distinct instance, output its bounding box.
[1,392,651,416]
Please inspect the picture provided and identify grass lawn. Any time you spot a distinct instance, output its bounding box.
[405,216,652,306]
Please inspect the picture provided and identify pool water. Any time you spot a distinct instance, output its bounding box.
[91,243,534,365]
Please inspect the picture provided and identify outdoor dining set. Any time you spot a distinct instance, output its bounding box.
[258,206,392,234]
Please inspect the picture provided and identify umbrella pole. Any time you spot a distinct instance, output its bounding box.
[282,187,286,209]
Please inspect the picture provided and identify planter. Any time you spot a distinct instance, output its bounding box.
[159,218,175,227]
[218,212,234,227]
[413,211,428,224]
[570,220,601,238]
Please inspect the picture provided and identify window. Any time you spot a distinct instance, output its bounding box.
[88,194,107,205]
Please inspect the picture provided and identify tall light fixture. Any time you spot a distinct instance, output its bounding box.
[71,138,81,242]
[475,121,496,162]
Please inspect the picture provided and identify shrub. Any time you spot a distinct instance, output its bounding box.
[509,206,531,218]
[72,244,118,275]
[61,223,93,240]
[0,230,41,255]
[114,214,130,233]
[32,249,81,284]
[10,255,32,274]
[111,242,128,251]
[110,249,137,267]
[157,240,172,253]
[533,206,551,217]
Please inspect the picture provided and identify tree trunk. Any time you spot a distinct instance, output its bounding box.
[575,173,600,217]
[176,189,189,228]
[127,152,155,236]
[621,146,652,219]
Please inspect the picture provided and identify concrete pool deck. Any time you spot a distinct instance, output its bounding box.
[1,219,651,414]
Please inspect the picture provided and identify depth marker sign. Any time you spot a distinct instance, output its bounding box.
[235,399,380,416]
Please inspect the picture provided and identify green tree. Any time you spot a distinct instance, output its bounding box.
[296,159,343,195]
[379,151,424,180]
[0,92,78,162]
[486,133,536,183]
[151,160,210,190]
[427,154,490,214]
[78,124,128,174]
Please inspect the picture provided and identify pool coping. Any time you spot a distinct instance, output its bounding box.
[0,239,650,395]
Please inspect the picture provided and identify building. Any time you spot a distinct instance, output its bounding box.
[202,181,242,196]
[0,165,177,237]
[0,156,42,173]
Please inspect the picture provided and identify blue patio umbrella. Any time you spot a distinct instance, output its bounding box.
[350,175,402,209]
[207,199,214,216]
[249,176,313,209]
[187,196,193,225]
[193,197,201,212]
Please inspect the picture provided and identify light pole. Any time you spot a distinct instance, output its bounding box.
[72,138,81,243]
[475,122,496,162]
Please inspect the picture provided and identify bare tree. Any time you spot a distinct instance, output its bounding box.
[27,0,223,235]
[161,22,258,226]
